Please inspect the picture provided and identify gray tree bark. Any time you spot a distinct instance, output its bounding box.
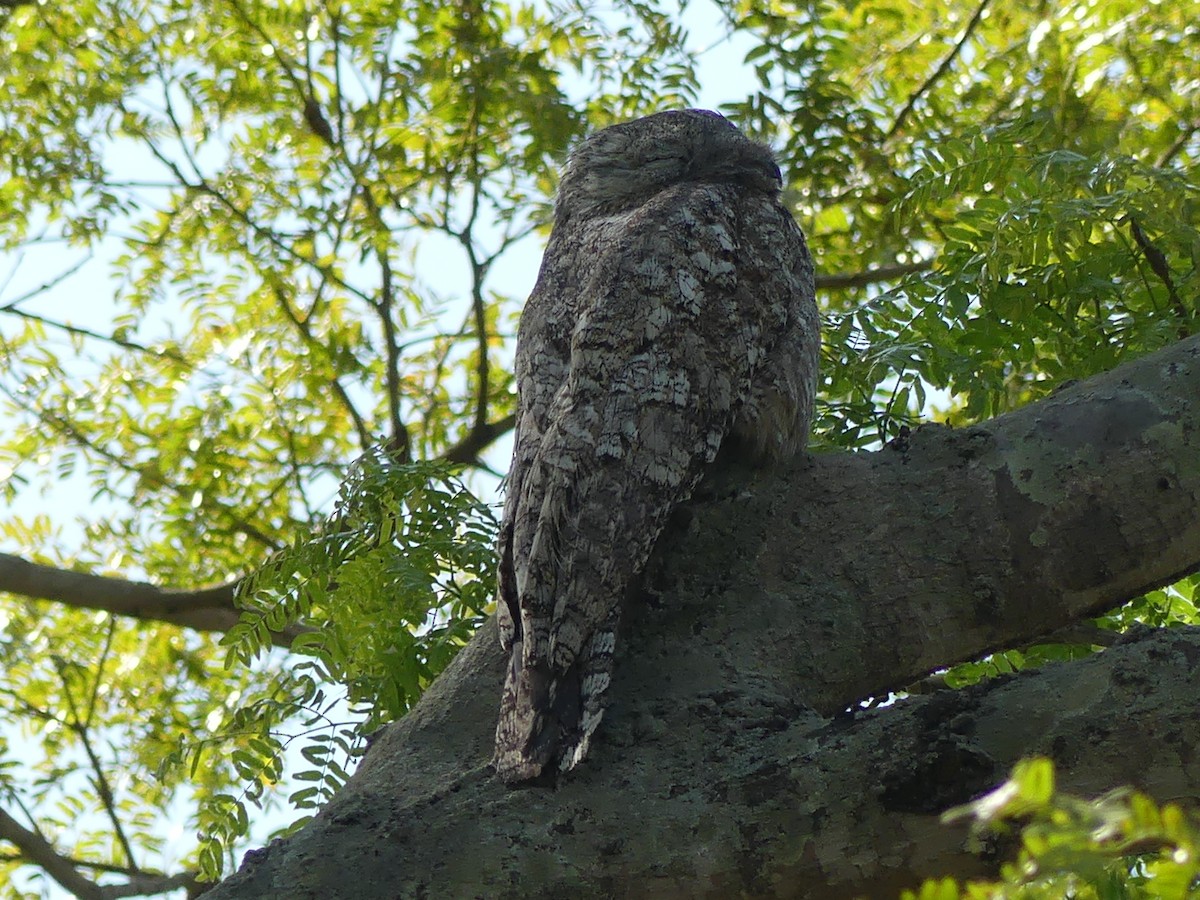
[206,334,1200,899]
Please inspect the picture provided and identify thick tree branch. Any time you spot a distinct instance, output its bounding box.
[99,871,201,899]
[0,553,302,647]
[0,807,105,900]
[209,625,1200,899]
[206,334,1200,897]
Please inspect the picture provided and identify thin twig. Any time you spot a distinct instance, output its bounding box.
[0,256,92,311]
[885,0,993,141]
[268,282,372,448]
[129,90,374,305]
[84,617,117,726]
[1128,217,1190,339]
[816,260,933,290]
[55,656,140,873]
[1,306,189,363]
[1155,121,1198,168]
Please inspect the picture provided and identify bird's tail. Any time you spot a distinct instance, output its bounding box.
[493,607,620,783]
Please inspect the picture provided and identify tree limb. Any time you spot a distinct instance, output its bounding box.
[206,333,1200,896]
[0,807,105,900]
[0,553,302,647]
[439,413,516,465]
[209,624,1200,899]
[814,259,932,290]
[99,871,201,900]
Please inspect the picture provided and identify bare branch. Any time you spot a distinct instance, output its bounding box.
[0,807,105,900]
[84,618,116,724]
[439,413,516,466]
[124,90,375,307]
[226,0,428,463]
[0,552,303,647]
[815,260,932,290]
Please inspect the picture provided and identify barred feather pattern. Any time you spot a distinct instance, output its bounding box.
[493,109,820,782]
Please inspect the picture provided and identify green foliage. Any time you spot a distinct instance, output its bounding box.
[178,454,495,879]
[1101,578,1200,632]
[190,458,496,879]
[232,454,496,727]
[725,0,1198,448]
[941,641,1096,689]
[889,130,1197,423]
[905,758,1200,899]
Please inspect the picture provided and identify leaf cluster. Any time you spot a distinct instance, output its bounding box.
[908,758,1200,899]
[724,0,1197,448]
[231,453,496,727]
[183,455,496,878]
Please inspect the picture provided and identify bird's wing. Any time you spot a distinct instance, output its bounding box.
[495,185,794,779]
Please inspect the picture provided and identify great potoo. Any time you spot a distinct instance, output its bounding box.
[493,108,820,782]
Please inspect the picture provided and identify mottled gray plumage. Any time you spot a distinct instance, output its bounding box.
[493,109,820,782]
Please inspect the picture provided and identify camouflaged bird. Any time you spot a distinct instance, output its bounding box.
[493,109,820,782]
